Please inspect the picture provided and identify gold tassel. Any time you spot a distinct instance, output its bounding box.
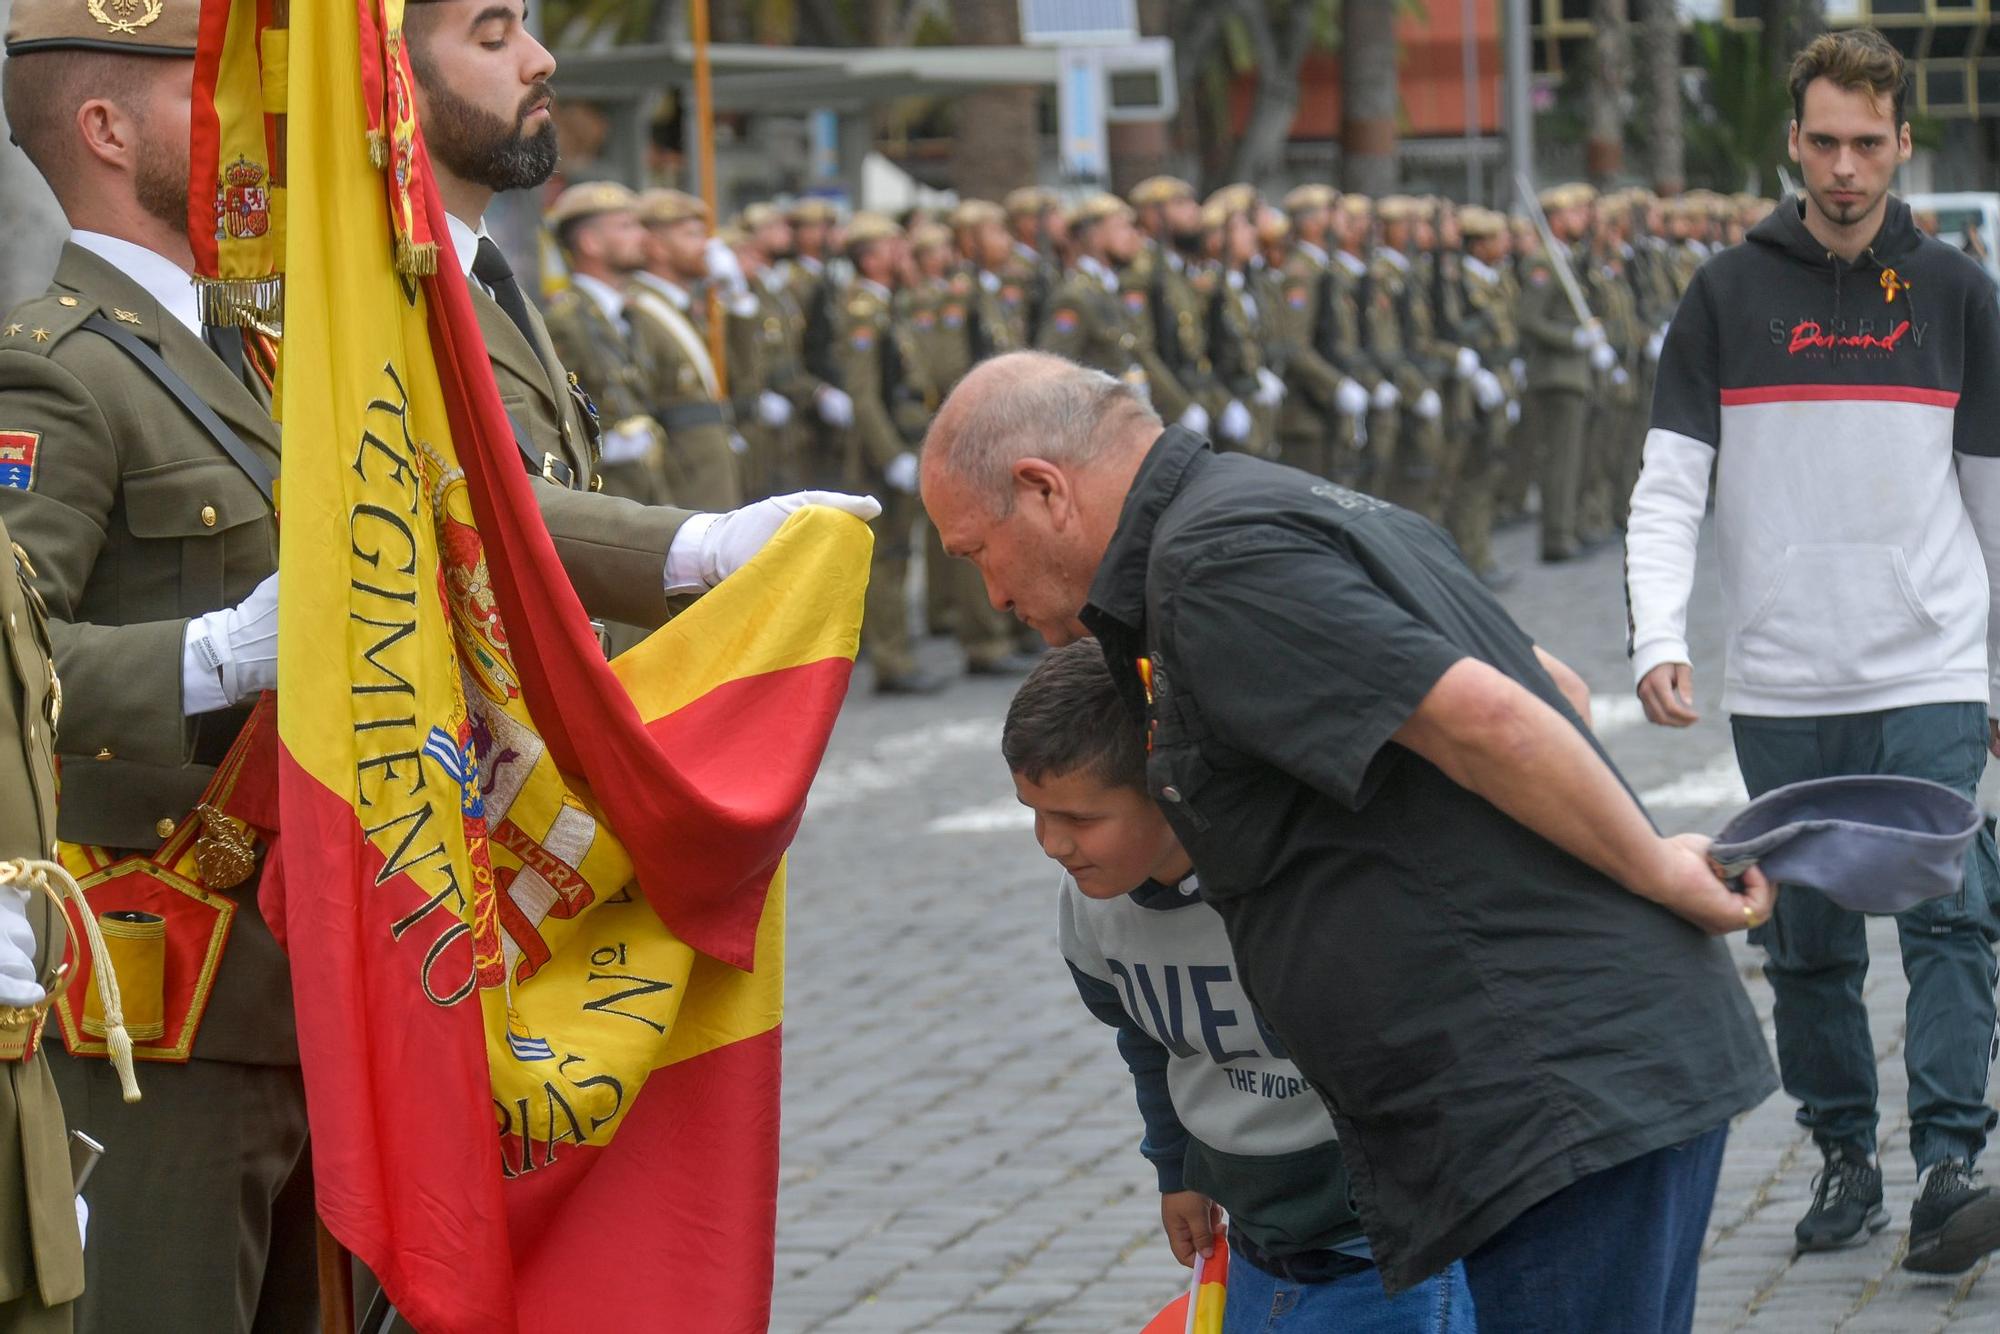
[195,276,284,329]
[367,128,388,170]
[0,858,140,1103]
[396,239,439,278]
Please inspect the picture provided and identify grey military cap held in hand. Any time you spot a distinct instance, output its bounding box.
[1711,775,1983,916]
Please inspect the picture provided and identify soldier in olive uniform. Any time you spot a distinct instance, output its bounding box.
[832,215,946,695]
[1269,185,1370,484]
[1035,195,1161,402]
[1369,197,1451,518]
[1202,187,1287,458]
[1517,183,1616,562]
[1327,195,1395,492]
[1450,208,1524,583]
[629,188,744,512]
[0,521,80,1333]
[1003,188,1066,341]
[1584,195,1647,534]
[542,184,675,507]
[739,203,853,492]
[953,200,1032,358]
[1126,177,1219,439]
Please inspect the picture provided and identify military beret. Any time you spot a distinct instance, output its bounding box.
[1537,182,1597,212]
[844,211,902,249]
[637,188,708,228]
[1376,195,1423,222]
[1338,194,1374,216]
[739,202,784,231]
[546,180,640,229]
[1458,206,1506,239]
[1004,186,1058,218]
[1282,184,1337,214]
[6,0,197,54]
[1204,183,1257,219]
[789,197,840,225]
[907,221,952,252]
[1255,208,1292,243]
[1069,192,1132,229]
[1129,176,1195,207]
[715,223,748,248]
[949,199,1005,229]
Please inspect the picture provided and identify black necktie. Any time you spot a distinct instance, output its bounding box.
[472,236,538,348]
[203,322,246,385]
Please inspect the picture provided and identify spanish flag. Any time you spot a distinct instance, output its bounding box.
[1140,1235,1229,1334]
[262,3,867,1331]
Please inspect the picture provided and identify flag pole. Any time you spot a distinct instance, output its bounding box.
[691,0,728,397]
[316,1218,356,1333]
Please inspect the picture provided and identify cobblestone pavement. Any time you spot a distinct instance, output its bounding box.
[772,518,2000,1332]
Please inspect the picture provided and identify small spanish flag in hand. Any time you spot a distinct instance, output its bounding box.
[1141,1233,1229,1334]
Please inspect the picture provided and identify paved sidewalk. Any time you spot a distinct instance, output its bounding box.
[771,521,1999,1331]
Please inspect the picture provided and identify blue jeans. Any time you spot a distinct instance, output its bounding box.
[1460,1124,1727,1333]
[1732,703,2000,1169]
[1222,1253,1475,1333]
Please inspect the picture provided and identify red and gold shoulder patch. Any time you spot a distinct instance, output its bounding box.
[1050,308,1080,334]
[0,431,39,491]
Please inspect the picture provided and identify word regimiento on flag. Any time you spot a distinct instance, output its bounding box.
[261,3,869,1330]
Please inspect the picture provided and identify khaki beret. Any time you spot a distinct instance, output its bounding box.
[1004,186,1058,218]
[1458,207,1505,239]
[1376,195,1423,223]
[1204,183,1257,219]
[6,0,198,54]
[1282,184,1337,214]
[1069,192,1133,229]
[637,188,708,228]
[844,211,902,249]
[715,224,748,249]
[739,202,785,231]
[908,221,952,252]
[1129,176,1195,208]
[1199,201,1228,232]
[1537,182,1597,212]
[949,199,1005,229]
[546,180,640,229]
[1338,193,1374,217]
[789,197,840,225]
[1255,208,1292,243]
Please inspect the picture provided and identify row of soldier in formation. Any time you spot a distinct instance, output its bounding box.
[538,176,1780,692]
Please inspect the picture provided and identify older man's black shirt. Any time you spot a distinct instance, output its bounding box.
[1082,428,1775,1291]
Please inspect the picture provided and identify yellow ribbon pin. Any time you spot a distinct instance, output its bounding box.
[1881,268,1910,303]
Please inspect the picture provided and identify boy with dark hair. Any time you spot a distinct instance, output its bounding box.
[1004,642,1475,1333]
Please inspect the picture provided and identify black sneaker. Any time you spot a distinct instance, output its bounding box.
[1903,1159,2000,1274]
[1795,1144,1888,1252]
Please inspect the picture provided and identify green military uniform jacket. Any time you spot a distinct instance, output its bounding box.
[1271,246,1353,439]
[969,268,1028,363]
[1210,267,1278,454]
[541,283,671,507]
[626,274,742,512]
[1128,244,1214,419]
[1036,267,1150,396]
[1459,256,1522,403]
[468,284,694,628]
[1362,251,1439,402]
[832,281,928,477]
[1516,243,1594,395]
[1586,250,1643,410]
[1323,252,1385,393]
[0,523,82,1320]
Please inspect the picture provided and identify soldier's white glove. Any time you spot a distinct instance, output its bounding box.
[815,385,854,429]
[1505,398,1522,426]
[757,390,793,428]
[599,421,654,465]
[0,885,42,1007]
[1646,328,1667,362]
[1413,388,1443,421]
[1454,345,1481,379]
[1472,368,1505,412]
[1371,380,1401,411]
[1589,341,1618,372]
[729,432,750,456]
[1570,324,1605,351]
[1510,357,1527,384]
[884,452,920,494]
[75,1194,87,1250]
[704,237,749,297]
[184,572,278,712]
[1253,367,1287,408]
[1611,366,1630,388]
[1335,378,1370,417]
[665,490,884,592]
[1177,403,1211,436]
[1218,399,1253,442]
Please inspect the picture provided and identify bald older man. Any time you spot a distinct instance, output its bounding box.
[922,352,1778,1331]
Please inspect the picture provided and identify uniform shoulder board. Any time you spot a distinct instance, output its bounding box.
[0,291,98,358]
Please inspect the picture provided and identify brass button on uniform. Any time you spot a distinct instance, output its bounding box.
[200,505,218,527]
[95,748,112,761]
[57,296,78,308]
[155,817,176,840]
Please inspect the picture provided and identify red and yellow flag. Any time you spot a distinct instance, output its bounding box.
[262,3,868,1330]
[1139,1236,1229,1334]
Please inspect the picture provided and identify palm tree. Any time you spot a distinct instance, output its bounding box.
[947,0,1038,196]
[1342,0,1399,196]
[1638,0,1684,195]
[1587,0,1632,184]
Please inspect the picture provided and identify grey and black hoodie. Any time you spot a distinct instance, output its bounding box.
[1626,194,2000,717]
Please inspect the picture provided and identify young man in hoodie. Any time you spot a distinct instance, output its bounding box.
[1626,28,2000,1274]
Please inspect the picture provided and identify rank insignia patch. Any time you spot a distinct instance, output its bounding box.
[850,328,875,350]
[1122,291,1146,312]
[1051,309,1080,333]
[0,431,38,491]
